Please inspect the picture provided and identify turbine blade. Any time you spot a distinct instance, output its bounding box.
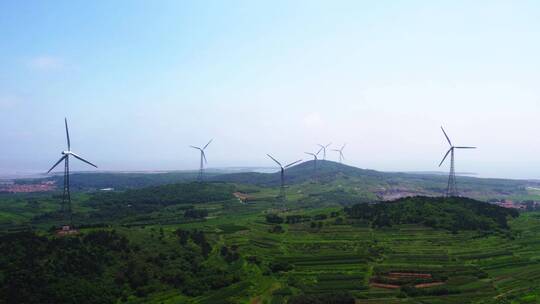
[455,146,476,149]
[316,147,323,155]
[190,145,202,150]
[203,139,213,150]
[441,126,452,146]
[340,152,345,160]
[341,143,346,151]
[71,153,98,168]
[326,142,332,148]
[47,155,67,173]
[438,148,452,167]
[65,118,71,150]
[285,159,302,168]
[305,152,315,156]
[331,149,340,152]
[202,151,208,164]
[266,154,282,167]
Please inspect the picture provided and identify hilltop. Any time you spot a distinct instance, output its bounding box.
[212,160,540,201]
[210,160,384,186]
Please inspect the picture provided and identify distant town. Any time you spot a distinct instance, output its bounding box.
[489,199,540,211]
[0,180,55,193]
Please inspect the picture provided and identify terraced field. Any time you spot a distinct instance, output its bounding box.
[180,209,540,304]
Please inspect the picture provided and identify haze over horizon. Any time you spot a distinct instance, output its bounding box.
[1,1,540,179]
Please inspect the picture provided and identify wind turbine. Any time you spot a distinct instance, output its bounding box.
[190,139,212,181]
[317,143,332,160]
[438,126,476,197]
[267,154,302,201]
[305,147,323,171]
[47,118,97,228]
[332,143,346,163]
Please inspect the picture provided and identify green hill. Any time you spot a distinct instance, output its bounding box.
[345,196,519,231]
[212,160,540,201]
[210,160,384,186]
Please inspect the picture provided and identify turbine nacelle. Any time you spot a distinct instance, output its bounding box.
[266,154,301,201]
[438,127,476,167]
[47,119,98,174]
[267,154,302,170]
[317,142,332,160]
[305,152,318,160]
[331,143,346,162]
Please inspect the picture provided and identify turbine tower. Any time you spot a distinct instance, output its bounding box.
[332,143,346,163]
[267,154,302,201]
[317,143,332,160]
[190,139,212,181]
[47,118,97,228]
[438,127,476,197]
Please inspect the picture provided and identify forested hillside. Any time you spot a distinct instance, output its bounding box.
[0,229,242,304]
[345,196,519,231]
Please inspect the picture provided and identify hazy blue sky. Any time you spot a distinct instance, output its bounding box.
[1,1,539,179]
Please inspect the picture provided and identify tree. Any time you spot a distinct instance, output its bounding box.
[175,229,190,245]
[270,225,284,233]
[266,214,284,224]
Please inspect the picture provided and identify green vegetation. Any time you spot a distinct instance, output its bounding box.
[0,229,243,304]
[212,160,540,202]
[345,196,519,231]
[86,182,234,218]
[1,166,540,303]
[26,182,237,228]
[287,292,355,304]
[13,161,540,203]
[42,171,211,190]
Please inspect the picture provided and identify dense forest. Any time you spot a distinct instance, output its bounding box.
[0,229,242,304]
[344,196,519,231]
